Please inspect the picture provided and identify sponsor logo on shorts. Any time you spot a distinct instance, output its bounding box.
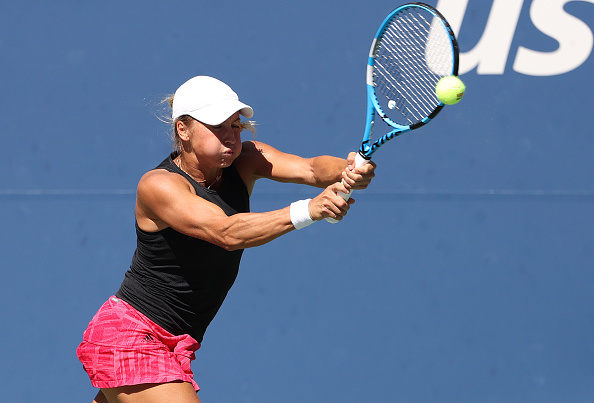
[142,334,156,343]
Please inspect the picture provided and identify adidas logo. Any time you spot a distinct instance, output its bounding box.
[142,334,156,343]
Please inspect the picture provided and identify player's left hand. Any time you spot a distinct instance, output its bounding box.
[342,152,376,191]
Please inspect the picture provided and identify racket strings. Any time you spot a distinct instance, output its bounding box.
[373,8,453,125]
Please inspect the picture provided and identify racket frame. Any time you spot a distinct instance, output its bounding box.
[359,2,460,161]
[325,3,460,223]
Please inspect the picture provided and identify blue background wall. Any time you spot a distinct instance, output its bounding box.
[1,1,593,401]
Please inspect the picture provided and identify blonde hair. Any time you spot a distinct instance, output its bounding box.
[159,95,257,153]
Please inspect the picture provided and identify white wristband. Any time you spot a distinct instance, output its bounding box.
[290,199,315,230]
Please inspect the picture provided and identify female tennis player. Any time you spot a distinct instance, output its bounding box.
[77,76,375,403]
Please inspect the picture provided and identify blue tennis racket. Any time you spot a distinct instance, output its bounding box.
[328,2,460,222]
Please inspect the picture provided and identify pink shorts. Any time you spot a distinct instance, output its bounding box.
[76,296,201,391]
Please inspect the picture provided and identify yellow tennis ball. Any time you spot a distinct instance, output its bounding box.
[435,76,465,105]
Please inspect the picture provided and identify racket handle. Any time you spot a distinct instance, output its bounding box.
[325,152,369,224]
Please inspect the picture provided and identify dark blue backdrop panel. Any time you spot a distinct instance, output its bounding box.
[1,0,594,402]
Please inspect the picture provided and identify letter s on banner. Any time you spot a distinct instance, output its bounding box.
[514,0,594,76]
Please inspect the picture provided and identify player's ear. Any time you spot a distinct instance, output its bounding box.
[177,120,191,141]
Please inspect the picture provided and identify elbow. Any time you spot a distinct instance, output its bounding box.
[214,232,245,251]
[220,240,243,252]
[203,216,261,251]
[216,230,266,251]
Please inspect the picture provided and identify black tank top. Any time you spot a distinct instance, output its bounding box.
[116,153,250,343]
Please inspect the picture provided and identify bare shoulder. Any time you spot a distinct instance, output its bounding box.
[234,141,268,190]
[236,140,305,178]
[136,169,197,231]
[137,168,195,197]
[236,140,265,165]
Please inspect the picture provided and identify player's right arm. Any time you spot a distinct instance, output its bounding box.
[134,169,352,251]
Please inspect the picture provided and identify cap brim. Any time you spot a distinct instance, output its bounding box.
[187,99,254,126]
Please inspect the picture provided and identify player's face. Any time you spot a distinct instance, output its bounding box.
[190,112,243,167]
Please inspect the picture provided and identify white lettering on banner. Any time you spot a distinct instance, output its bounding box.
[515,0,594,75]
[435,0,594,76]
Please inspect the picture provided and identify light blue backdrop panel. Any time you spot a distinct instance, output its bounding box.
[1,0,593,402]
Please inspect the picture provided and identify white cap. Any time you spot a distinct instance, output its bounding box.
[171,76,254,125]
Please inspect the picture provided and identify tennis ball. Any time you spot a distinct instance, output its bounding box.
[435,76,465,105]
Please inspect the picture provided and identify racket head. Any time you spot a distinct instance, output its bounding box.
[361,2,459,157]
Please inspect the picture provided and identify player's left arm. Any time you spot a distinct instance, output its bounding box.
[235,140,375,193]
